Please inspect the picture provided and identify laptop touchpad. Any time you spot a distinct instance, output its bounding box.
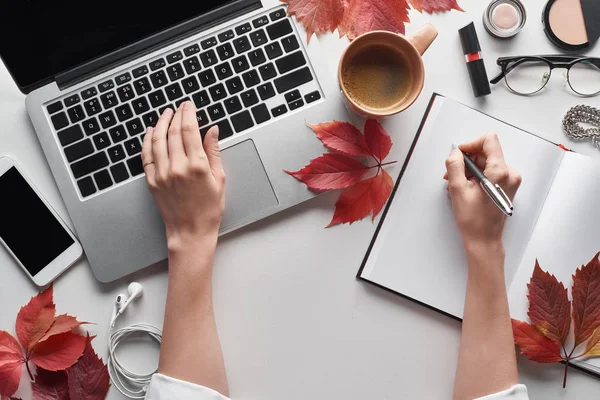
[220,139,278,230]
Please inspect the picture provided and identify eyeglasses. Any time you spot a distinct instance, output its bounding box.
[490,55,600,96]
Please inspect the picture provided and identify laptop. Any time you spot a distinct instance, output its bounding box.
[0,0,349,282]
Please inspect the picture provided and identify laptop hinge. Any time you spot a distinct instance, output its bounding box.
[55,0,261,90]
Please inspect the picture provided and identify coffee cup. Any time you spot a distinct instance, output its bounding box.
[338,24,438,119]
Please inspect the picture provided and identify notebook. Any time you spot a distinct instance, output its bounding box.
[358,94,600,375]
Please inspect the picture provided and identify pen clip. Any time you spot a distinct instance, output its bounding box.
[495,184,513,211]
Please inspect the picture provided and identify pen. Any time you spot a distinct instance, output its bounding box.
[452,144,514,217]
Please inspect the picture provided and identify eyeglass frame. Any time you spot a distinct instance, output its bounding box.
[490,55,600,96]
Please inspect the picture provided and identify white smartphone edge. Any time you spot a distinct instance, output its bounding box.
[0,156,83,287]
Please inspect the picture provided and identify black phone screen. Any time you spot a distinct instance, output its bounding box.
[0,167,75,276]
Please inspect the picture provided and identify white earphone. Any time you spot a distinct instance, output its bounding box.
[107,282,162,399]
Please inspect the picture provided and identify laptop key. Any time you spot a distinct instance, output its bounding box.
[57,125,84,146]
[132,66,148,78]
[159,105,175,115]
[250,29,268,47]
[71,152,109,179]
[242,69,261,87]
[125,138,142,156]
[200,119,233,140]
[64,94,80,107]
[276,51,306,74]
[231,110,254,133]
[115,72,131,85]
[233,36,252,54]
[209,84,227,101]
[241,89,259,107]
[199,70,217,87]
[257,82,275,100]
[117,84,135,102]
[265,42,283,59]
[109,125,128,143]
[68,105,86,123]
[216,43,235,61]
[182,76,200,94]
[100,91,119,109]
[127,155,145,176]
[184,44,201,56]
[132,97,150,115]
[110,162,129,183]
[200,50,218,67]
[218,30,235,42]
[252,16,270,28]
[150,71,169,88]
[269,8,286,21]
[196,109,209,127]
[94,170,113,190]
[285,89,301,103]
[259,63,277,80]
[201,37,218,49]
[77,177,96,197]
[82,117,100,135]
[142,111,159,127]
[167,51,183,64]
[81,87,98,100]
[215,63,233,80]
[84,98,102,116]
[272,104,288,117]
[47,101,63,114]
[231,55,250,73]
[51,112,69,130]
[235,23,252,35]
[149,90,167,107]
[183,56,201,74]
[134,77,152,95]
[267,19,293,40]
[224,96,242,114]
[149,58,166,71]
[108,144,126,162]
[166,83,183,101]
[126,118,144,136]
[92,132,111,150]
[274,66,313,93]
[99,110,117,129]
[115,104,133,122]
[166,63,185,81]
[207,103,226,121]
[225,76,244,95]
[289,98,304,110]
[248,49,266,66]
[251,103,271,124]
[192,90,211,108]
[99,80,115,93]
[65,139,94,162]
[281,35,300,52]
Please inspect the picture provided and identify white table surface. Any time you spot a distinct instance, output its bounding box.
[2,0,600,398]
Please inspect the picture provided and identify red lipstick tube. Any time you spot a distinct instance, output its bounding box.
[459,23,491,97]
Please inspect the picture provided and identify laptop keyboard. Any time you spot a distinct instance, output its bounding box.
[45,7,322,199]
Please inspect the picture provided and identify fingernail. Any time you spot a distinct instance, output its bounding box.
[146,127,153,135]
[162,108,172,116]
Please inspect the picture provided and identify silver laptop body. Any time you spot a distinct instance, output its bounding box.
[23,0,349,282]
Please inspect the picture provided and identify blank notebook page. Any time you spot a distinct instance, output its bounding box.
[360,96,564,318]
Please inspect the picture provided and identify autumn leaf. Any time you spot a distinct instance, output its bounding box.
[511,319,564,363]
[0,331,24,397]
[31,368,69,400]
[66,335,110,400]
[328,169,394,227]
[30,332,86,371]
[16,286,55,351]
[583,328,600,357]
[526,261,571,345]
[364,120,392,162]
[339,0,411,40]
[282,0,344,42]
[409,0,463,13]
[308,121,371,157]
[571,252,600,346]
[285,153,370,192]
[38,315,88,343]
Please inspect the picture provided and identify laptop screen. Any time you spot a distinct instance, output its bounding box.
[0,0,240,92]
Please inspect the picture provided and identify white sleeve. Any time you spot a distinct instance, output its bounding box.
[145,373,231,400]
[474,384,529,400]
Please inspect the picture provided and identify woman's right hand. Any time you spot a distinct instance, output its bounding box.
[444,133,522,255]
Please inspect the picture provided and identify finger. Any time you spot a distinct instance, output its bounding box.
[459,132,506,169]
[203,126,224,179]
[141,127,156,186]
[167,103,186,160]
[445,149,468,190]
[152,108,175,175]
[181,101,205,159]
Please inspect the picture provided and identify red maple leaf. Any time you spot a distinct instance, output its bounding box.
[339,0,411,40]
[66,335,110,400]
[285,153,369,192]
[409,0,463,13]
[16,286,55,351]
[511,319,564,363]
[31,368,70,400]
[282,0,344,42]
[526,261,571,345]
[571,252,600,346]
[0,332,23,397]
[364,119,392,162]
[309,121,372,157]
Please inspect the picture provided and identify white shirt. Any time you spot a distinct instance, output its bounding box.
[145,373,529,400]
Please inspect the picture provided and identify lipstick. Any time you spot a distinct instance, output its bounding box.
[459,22,491,97]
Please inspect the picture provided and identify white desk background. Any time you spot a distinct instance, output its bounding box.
[1,0,599,398]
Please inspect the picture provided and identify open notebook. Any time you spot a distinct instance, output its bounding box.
[359,94,600,376]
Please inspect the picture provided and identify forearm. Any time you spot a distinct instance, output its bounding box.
[158,236,229,396]
[453,243,518,400]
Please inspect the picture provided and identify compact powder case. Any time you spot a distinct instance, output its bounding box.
[483,0,527,38]
[543,0,600,51]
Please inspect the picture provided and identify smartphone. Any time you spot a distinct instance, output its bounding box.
[0,157,83,286]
